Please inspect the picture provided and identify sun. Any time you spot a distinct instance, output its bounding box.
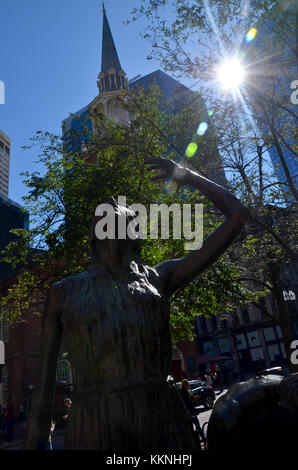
[217,58,245,90]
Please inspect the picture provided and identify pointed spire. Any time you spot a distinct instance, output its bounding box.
[97,5,128,94]
[101,6,122,74]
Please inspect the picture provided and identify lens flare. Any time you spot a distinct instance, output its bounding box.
[197,122,208,136]
[166,180,178,194]
[246,27,257,42]
[185,142,198,157]
[217,58,244,90]
[208,110,214,117]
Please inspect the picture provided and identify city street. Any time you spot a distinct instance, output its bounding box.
[0,389,228,451]
[197,389,227,431]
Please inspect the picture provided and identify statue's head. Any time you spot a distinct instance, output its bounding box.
[89,197,141,266]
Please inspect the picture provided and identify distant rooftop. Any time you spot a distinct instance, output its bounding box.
[0,130,11,145]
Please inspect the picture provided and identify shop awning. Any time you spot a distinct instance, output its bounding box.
[196,354,231,364]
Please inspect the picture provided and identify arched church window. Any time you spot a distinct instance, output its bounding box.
[110,74,116,88]
[56,359,72,384]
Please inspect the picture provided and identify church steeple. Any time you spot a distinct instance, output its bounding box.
[97,4,128,94]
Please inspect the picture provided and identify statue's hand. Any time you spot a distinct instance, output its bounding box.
[145,156,188,186]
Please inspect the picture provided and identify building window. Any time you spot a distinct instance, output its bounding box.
[217,338,230,354]
[203,341,215,355]
[234,334,247,350]
[210,316,217,330]
[186,356,196,374]
[110,74,116,88]
[263,327,276,342]
[247,331,261,347]
[1,365,9,400]
[199,316,207,334]
[241,306,250,323]
[268,344,281,362]
[56,359,72,384]
[250,346,264,362]
[232,311,240,326]
[0,312,9,343]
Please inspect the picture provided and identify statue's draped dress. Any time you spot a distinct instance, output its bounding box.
[60,263,198,450]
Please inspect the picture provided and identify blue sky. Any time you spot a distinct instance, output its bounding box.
[0,0,174,205]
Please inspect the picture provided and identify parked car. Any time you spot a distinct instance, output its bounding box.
[256,366,284,377]
[191,383,216,409]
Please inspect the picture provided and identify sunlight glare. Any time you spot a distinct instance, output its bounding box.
[217,58,245,90]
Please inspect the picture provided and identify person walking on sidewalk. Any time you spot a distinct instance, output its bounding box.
[205,371,213,387]
[181,379,206,443]
[4,399,14,443]
[47,420,55,450]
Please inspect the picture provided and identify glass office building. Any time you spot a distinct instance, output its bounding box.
[0,130,10,198]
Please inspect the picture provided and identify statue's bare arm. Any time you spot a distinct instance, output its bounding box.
[23,284,64,449]
[146,157,249,296]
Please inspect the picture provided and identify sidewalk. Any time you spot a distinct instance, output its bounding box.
[0,428,65,451]
[0,437,23,450]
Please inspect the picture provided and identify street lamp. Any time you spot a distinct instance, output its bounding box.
[217,57,245,90]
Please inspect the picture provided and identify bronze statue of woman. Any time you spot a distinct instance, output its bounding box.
[23,157,248,450]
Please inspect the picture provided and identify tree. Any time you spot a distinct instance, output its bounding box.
[203,91,298,372]
[0,85,255,344]
[129,0,298,371]
[129,1,296,76]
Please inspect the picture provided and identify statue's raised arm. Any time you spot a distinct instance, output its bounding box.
[146,156,249,297]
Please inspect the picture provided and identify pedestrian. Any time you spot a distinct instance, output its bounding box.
[216,367,224,392]
[180,379,206,443]
[221,364,228,387]
[205,371,213,387]
[0,404,4,438]
[47,420,55,450]
[4,399,14,442]
[210,370,217,386]
[200,371,207,383]
[62,398,72,422]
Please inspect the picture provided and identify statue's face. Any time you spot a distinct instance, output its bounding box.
[90,198,141,262]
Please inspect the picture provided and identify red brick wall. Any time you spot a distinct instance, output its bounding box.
[177,340,200,379]
[5,315,42,417]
